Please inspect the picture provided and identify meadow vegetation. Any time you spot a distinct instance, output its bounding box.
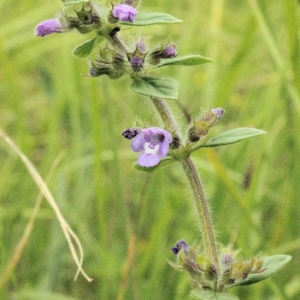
[0,0,299,299]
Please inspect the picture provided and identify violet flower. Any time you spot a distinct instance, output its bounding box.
[35,18,64,37]
[112,4,138,23]
[211,107,225,120]
[171,239,189,255]
[130,127,172,167]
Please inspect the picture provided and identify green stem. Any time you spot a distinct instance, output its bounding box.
[150,97,177,133]
[150,97,219,272]
[180,157,219,272]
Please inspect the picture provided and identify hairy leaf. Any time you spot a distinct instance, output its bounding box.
[155,55,213,68]
[72,37,99,57]
[238,255,292,286]
[130,76,178,99]
[62,0,89,5]
[121,12,182,26]
[192,127,266,151]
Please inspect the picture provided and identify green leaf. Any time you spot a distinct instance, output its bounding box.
[62,0,89,5]
[134,157,174,172]
[191,289,239,300]
[194,127,266,150]
[72,37,99,57]
[130,76,178,99]
[155,55,213,68]
[120,12,182,26]
[238,255,292,286]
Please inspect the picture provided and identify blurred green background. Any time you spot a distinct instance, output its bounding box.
[0,0,299,299]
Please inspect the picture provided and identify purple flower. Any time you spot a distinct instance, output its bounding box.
[35,18,64,37]
[112,4,138,23]
[130,127,172,167]
[211,107,225,120]
[171,239,189,255]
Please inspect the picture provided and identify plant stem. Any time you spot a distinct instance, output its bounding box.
[150,97,220,272]
[150,97,177,133]
[180,157,219,272]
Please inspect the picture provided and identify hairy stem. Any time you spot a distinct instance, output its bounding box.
[180,157,219,272]
[150,97,177,133]
[149,97,219,272]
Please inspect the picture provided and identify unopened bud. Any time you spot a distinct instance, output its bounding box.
[188,108,225,142]
[130,56,144,72]
[122,128,141,139]
[149,44,177,64]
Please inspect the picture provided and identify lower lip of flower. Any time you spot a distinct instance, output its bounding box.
[144,142,160,155]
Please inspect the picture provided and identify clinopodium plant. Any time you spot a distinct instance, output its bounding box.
[36,0,291,299]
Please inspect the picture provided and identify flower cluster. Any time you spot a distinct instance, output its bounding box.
[35,3,137,38]
[170,240,265,292]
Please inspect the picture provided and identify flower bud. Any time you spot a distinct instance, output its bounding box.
[111,4,138,23]
[188,108,225,142]
[221,253,234,267]
[75,6,100,26]
[161,45,177,58]
[169,134,180,149]
[65,3,101,33]
[89,64,112,77]
[35,19,64,37]
[122,128,141,139]
[149,44,177,65]
[128,40,147,72]
[130,56,144,72]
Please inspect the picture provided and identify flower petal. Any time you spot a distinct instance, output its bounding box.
[131,132,146,152]
[138,153,160,167]
[158,131,172,157]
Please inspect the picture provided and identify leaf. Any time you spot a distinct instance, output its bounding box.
[120,12,182,26]
[194,127,266,150]
[191,289,239,300]
[72,37,99,57]
[155,55,213,68]
[134,157,174,172]
[130,76,178,99]
[238,255,292,286]
[62,0,89,5]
